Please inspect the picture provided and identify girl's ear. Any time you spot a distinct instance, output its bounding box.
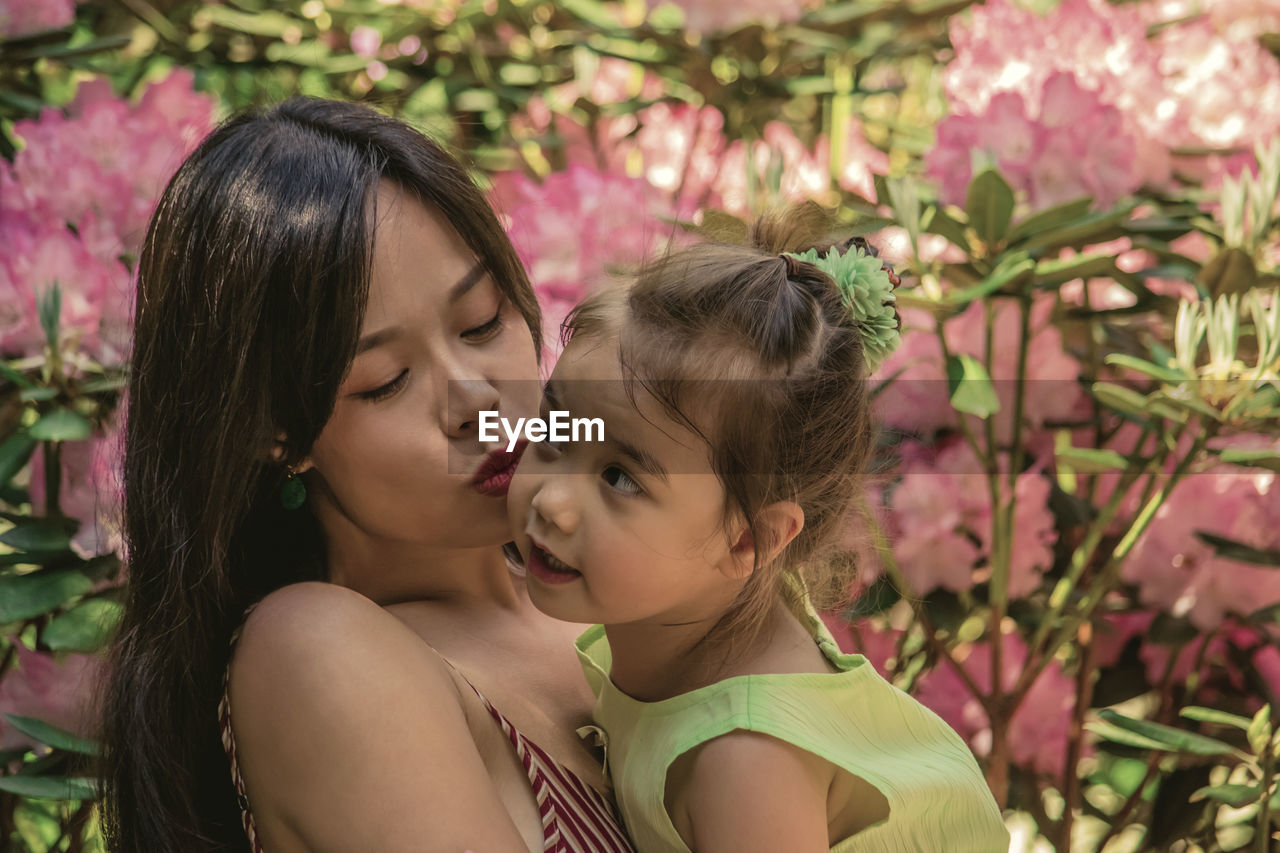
[723,501,805,580]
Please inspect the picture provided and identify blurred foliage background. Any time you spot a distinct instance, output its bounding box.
[3,0,1280,851]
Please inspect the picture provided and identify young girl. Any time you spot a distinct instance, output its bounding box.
[506,210,1010,852]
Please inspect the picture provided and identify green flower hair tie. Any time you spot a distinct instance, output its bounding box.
[786,244,902,372]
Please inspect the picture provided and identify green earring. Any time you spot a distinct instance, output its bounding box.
[281,468,307,510]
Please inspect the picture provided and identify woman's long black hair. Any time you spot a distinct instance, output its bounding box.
[100,97,541,853]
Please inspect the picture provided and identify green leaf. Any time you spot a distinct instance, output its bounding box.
[1090,382,1152,419]
[1180,706,1253,731]
[921,204,970,251]
[1006,197,1095,245]
[203,6,300,38]
[0,569,93,622]
[0,520,73,552]
[1247,704,1272,754]
[1020,204,1136,253]
[0,361,35,390]
[28,408,91,441]
[77,375,126,395]
[946,253,1035,306]
[2,715,99,756]
[0,433,36,486]
[37,285,60,350]
[945,354,1000,417]
[1098,709,1242,757]
[1104,353,1188,384]
[1191,783,1260,807]
[1217,448,1280,473]
[1193,531,1280,567]
[19,387,57,402]
[885,177,920,254]
[1088,718,1173,752]
[0,775,97,800]
[1056,446,1130,473]
[965,169,1015,246]
[1034,252,1117,287]
[44,598,122,652]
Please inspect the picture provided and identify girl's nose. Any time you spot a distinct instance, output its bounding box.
[530,480,580,535]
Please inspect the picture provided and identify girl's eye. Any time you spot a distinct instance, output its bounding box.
[357,368,408,402]
[462,304,505,342]
[602,465,643,497]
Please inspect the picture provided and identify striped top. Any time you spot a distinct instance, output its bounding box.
[574,587,1010,852]
[218,613,635,853]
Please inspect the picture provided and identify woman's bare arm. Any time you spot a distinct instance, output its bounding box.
[227,582,532,853]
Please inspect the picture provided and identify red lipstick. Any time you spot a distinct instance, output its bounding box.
[471,440,528,497]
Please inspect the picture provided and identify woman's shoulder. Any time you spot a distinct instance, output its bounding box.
[226,581,465,732]
[223,583,536,851]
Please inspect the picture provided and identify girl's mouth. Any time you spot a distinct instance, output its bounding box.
[526,540,581,585]
[472,440,529,497]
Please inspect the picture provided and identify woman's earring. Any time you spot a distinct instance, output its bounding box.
[281,467,307,510]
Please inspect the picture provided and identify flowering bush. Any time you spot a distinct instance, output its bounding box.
[2,0,1279,850]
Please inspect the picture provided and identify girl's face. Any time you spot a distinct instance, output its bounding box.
[304,183,540,552]
[506,331,749,627]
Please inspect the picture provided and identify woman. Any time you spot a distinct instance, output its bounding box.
[100,98,633,853]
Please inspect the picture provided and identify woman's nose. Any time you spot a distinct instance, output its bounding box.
[444,376,500,438]
[531,481,580,535]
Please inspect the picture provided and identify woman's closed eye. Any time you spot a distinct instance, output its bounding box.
[601,464,644,497]
[356,368,409,402]
[462,303,505,342]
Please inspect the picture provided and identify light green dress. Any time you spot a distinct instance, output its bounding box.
[574,594,1010,853]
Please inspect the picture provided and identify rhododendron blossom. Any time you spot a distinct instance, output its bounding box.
[886,438,1057,598]
[914,629,1076,778]
[0,644,100,751]
[1123,437,1280,630]
[490,165,675,360]
[647,0,819,33]
[0,0,75,39]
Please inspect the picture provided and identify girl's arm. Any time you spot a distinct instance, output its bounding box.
[674,730,834,853]
[227,582,532,853]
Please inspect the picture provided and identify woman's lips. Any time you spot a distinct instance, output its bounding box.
[472,440,528,497]
[526,540,581,585]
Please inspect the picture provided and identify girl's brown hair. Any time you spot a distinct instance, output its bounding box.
[565,204,895,650]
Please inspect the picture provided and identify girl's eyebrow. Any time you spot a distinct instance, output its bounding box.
[616,439,668,483]
[447,263,487,302]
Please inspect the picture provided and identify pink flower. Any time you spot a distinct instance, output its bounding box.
[490,165,675,359]
[349,25,382,58]
[886,438,1057,598]
[927,72,1140,211]
[649,0,818,33]
[627,102,728,216]
[875,295,1086,438]
[713,121,833,218]
[0,0,74,38]
[0,643,101,751]
[0,215,129,361]
[1122,435,1280,630]
[914,627,1077,778]
[3,69,216,257]
[28,429,123,559]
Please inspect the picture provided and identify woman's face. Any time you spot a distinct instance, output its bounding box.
[303,182,540,553]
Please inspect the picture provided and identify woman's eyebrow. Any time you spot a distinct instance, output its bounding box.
[356,326,403,354]
[448,263,488,302]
